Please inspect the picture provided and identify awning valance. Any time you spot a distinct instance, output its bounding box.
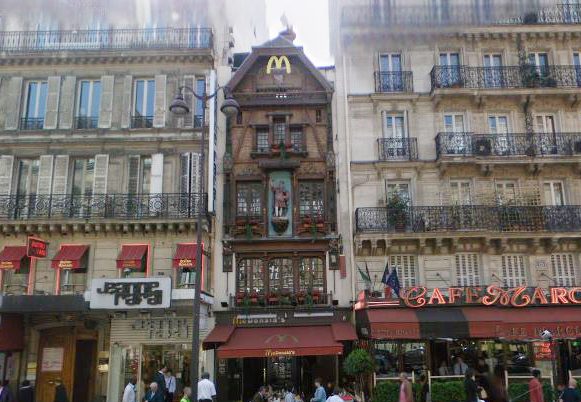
[172,243,199,269]
[0,246,28,270]
[51,245,89,269]
[116,245,148,270]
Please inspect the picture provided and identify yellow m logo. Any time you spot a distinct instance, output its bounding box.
[266,56,292,74]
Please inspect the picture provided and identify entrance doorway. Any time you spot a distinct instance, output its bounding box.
[73,340,97,402]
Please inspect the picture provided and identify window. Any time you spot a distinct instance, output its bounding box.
[237,258,264,294]
[59,266,87,295]
[290,126,304,152]
[194,78,205,128]
[299,181,324,218]
[128,156,152,195]
[299,257,324,292]
[443,114,466,154]
[22,81,48,129]
[574,53,581,85]
[483,54,503,88]
[379,54,403,91]
[383,113,406,138]
[529,53,549,72]
[551,254,576,286]
[449,181,472,205]
[1,257,30,295]
[178,268,196,289]
[535,115,558,154]
[255,128,269,153]
[77,80,101,129]
[488,115,510,154]
[71,158,95,217]
[236,182,262,217]
[501,255,527,287]
[544,181,565,206]
[444,114,464,132]
[439,52,460,87]
[535,114,556,134]
[133,79,155,128]
[273,117,286,146]
[390,255,417,288]
[455,254,480,286]
[268,258,294,293]
[386,182,411,206]
[316,109,322,123]
[14,159,39,218]
[495,181,517,205]
[379,53,402,72]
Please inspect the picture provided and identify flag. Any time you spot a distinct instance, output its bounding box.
[382,263,401,297]
[357,265,371,284]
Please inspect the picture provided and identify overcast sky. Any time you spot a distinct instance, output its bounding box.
[265,0,333,67]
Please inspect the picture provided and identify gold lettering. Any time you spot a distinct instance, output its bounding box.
[266,56,292,74]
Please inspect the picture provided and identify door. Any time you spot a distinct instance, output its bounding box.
[382,113,407,159]
[439,52,460,87]
[488,115,510,155]
[379,53,403,91]
[15,159,39,218]
[37,328,75,402]
[528,53,550,78]
[243,358,266,402]
[450,180,474,227]
[483,54,503,87]
[534,114,558,155]
[443,114,466,154]
[71,158,95,217]
[73,340,96,402]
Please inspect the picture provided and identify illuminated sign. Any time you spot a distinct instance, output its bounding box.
[390,286,581,308]
[178,258,194,268]
[27,237,48,258]
[0,261,15,269]
[58,260,74,269]
[265,349,296,357]
[266,55,292,74]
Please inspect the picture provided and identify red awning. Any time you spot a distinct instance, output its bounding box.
[0,246,27,270]
[0,314,24,350]
[216,326,345,358]
[331,322,358,341]
[116,245,148,270]
[51,245,89,269]
[203,325,235,350]
[366,308,421,340]
[172,243,199,269]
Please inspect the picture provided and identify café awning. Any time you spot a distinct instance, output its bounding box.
[172,243,200,269]
[51,245,89,269]
[205,324,355,358]
[0,246,27,270]
[116,245,148,270]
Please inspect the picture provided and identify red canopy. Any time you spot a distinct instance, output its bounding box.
[172,243,199,269]
[203,325,235,350]
[51,245,89,269]
[0,246,28,270]
[116,245,148,270]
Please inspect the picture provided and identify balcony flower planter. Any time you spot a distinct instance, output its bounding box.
[387,194,408,232]
[267,293,280,305]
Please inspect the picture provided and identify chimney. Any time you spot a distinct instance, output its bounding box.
[279,27,296,43]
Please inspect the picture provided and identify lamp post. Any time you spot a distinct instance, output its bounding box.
[169,84,239,402]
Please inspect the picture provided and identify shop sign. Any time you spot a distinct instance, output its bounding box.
[498,324,581,340]
[232,314,285,326]
[90,277,171,309]
[400,286,581,308]
[265,349,296,357]
[58,260,74,269]
[27,237,48,258]
[132,318,191,340]
[178,258,194,268]
[0,261,15,269]
[533,342,552,360]
[41,347,64,372]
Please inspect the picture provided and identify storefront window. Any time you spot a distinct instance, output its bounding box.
[237,259,264,294]
[268,258,293,294]
[373,341,427,376]
[402,342,427,374]
[374,341,399,377]
[299,258,324,292]
[1,265,30,295]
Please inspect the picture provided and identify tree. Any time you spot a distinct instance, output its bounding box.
[343,349,375,402]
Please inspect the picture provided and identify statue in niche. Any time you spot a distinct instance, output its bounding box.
[271,179,289,218]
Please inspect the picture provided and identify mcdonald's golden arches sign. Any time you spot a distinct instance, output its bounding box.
[266,55,291,74]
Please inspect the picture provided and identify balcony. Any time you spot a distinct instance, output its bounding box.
[75,116,98,129]
[374,71,413,93]
[378,138,418,161]
[230,291,333,309]
[355,205,581,234]
[0,27,213,53]
[20,117,44,130]
[0,193,207,221]
[131,115,154,129]
[431,65,581,91]
[436,132,581,159]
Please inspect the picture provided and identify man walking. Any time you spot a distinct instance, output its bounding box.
[252,386,268,402]
[143,382,165,402]
[153,366,168,400]
[165,370,177,402]
[311,378,326,402]
[123,377,137,402]
[17,380,34,402]
[197,372,217,402]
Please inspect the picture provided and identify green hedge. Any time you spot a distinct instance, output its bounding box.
[372,381,422,402]
[507,382,554,402]
[431,381,465,402]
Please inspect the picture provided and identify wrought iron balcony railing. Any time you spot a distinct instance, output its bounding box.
[0,193,207,221]
[431,65,581,91]
[374,71,414,93]
[131,115,154,129]
[0,27,213,53]
[20,117,44,130]
[436,132,581,159]
[378,138,418,161]
[355,205,581,234]
[75,116,98,129]
[230,291,332,308]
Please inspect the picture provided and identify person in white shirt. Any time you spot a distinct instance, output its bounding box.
[453,356,469,375]
[197,372,217,402]
[122,378,137,402]
[326,387,344,402]
[165,370,177,402]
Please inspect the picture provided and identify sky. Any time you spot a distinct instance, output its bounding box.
[265,0,333,67]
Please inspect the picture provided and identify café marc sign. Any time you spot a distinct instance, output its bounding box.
[89,277,171,309]
[400,286,581,308]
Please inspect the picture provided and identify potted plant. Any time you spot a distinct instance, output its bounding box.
[521,63,541,87]
[343,349,375,402]
[387,193,408,231]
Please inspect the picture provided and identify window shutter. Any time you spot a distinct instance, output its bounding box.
[98,75,115,128]
[93,154,109,194]
[4,77,23,130]
[36,155,54,195]
[0,155,14,196]
[127,155,140,195]
[44,76,61,129]
[120,75,133,128]
[153,75,166,128]
[58,76,76,129]
[150,153,164,195]
[190,152,202,194]
[180,153,191,193]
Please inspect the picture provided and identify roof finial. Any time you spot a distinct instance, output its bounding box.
[279,13,296,43]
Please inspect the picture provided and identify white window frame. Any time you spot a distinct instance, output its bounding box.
[76,79,101,118]
[379,53,402,72]
[534,114,557,134]
[385,181,411,206]
[551,254,576,287]
[449,180,472,205]
[383,112,407,138]
[439,52,460,66]
[495,180,518,205]
[529,52,550,68]
[389,255,417,288]
[543,181,566,206]
[483,53,502,67]
[501,255,527,287]
[443,113,465,132]
[23,80,48,118]
[455,253,480,286]
[133,78,155,117]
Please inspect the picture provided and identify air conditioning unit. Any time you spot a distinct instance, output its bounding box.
[473,138,492,156]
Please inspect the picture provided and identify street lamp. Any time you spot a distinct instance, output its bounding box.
[541,329,558,401]
[169,84,239,401]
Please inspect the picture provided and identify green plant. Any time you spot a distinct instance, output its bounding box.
[373,381,422,402]
[386,193,408,230]
[507,381,554,402]
[431,381,465,402]
[343,349,376,398]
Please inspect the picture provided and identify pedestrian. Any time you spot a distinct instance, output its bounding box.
[180,387,192,402]
[399,373,413,402]
[197,372,217,402]
[464,369,478,402]
[418,374,429,402]
[326,387,344,402]
[53,379,69,402]
[123,377,137,402]
[284,386,296,402]
[17,380,34,402]
[253,386,268,402]
[454,357,469,376]
[438,361,449,376]
[165,369,177,402]
[153,366,168,397]
[0,381,14,402]
[143,382,165,402]
[529,370,544,402]
[561,378,581,402]
[311,378,326,402]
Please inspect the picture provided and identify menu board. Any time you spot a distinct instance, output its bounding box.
[41,347,64,372]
